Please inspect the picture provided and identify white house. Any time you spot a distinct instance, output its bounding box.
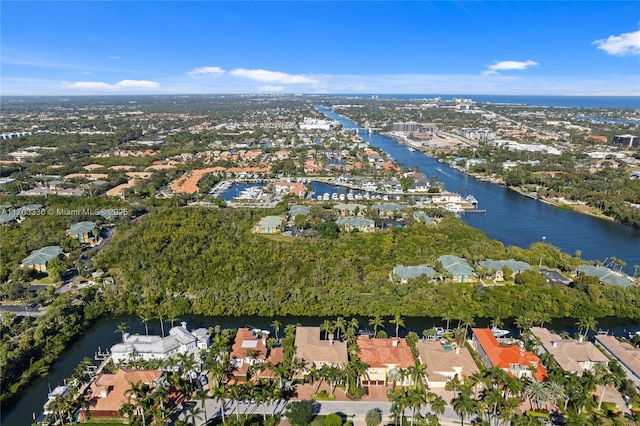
[110,322,210,364]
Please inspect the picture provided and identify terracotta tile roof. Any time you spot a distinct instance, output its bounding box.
[356,336,415,369]
[88,369,162,413]
[472,328,547,381]
[231,328,269,361]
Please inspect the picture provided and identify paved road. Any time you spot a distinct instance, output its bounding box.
[179,398,469,426]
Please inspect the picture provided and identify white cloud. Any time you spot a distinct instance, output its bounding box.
[187,66,225,76]
[115,80,159,88]
[109,55,120,60]
[258,85,285,92]
[62,79,159,91]
[82,71,91,75]
[229,68,317,84]
[593,29,640,56]
[484,60,538,75]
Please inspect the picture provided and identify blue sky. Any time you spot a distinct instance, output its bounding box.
[2,1,639,96]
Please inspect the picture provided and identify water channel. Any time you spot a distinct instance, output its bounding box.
[4,106,640,425]
[4,314,639,425]
[316,106,640,275]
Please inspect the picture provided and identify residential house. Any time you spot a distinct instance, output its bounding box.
[595,334,640,387]
[356,336,416,387]
[110,322,210,364]
[407,179,430,193]
[294,326,348,371]
[85,369,164,418]
[288,205,310,218]
[413,211,435,225]
[438,255,477,283]
[392,265,436,284]
[333,203,367,216]
[372,203,403,217]
[530,327,608,376]
[477,259,532,281]
[576,265,633,287]
[431,192,463,203]
[67,221,97,244]
[231,328,283,382]
[415,341,479,388]
[336,217,375,232]
[471,328,547,381]
[21,246,63,273]
[274,181,306,197]
[254,216,284,234]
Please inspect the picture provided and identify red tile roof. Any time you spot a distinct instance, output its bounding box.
[356,336,415,369]
[472,328,547,381]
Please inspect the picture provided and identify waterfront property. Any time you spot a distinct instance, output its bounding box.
[20,246,64,273]
[415,340,479,388]
[413,211,435,225]
[530,327,608,376]
[288,204,310,218]
[85,369,163,418]
[471,328,547,381]
[230,327,284,382]
[595,334,640,387]
[576,265,634,287]
[294,326,348,370]
[477,259,532,281]
[356,336,415,387]
[110,322,210,364]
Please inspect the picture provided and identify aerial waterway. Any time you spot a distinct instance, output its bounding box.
[316,105,640,275]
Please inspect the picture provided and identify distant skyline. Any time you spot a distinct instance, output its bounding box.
[2,1,639,96]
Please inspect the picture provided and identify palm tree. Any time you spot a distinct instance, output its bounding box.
[594,363,619,411]
[271,319,282,341]
[365,408,383,426]
[390,313,405,338]
[490,316,504,329]
[369,315,385,338]
[334,316,347,340]
[115,321,129,342]
[452,390,477,426]
[428,393,446,417]
[407,363,428,390]
[524,380,549,411]
[320,319,333,341]
[575,317,597,340]
[348,317,360,333]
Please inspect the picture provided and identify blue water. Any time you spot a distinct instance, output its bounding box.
[316,105,640,275]
[328,94,640,109]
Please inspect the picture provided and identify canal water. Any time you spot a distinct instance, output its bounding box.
[4,314,639,425]
[316,106,640,275]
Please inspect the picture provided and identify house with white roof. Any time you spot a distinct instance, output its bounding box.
[110,322,210,364]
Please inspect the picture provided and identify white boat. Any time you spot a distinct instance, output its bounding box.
[322,193,330,201]
[331,193,338,200]
[234,186,262,200]
[316,195,322,201]
[354,193,363,200]
[363,192,371,200]
[491,326,510,338]
[465,195,478,206]
[408,147,416,152]
[339,193,346,201]
[434,327,454,336]
[629,331,640,340]
[347,192,354,201]
[444,203,464,214]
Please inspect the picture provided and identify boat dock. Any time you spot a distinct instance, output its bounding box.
[461,209,487,215]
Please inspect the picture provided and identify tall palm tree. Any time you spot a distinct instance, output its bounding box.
[428,393,446,417]
[390,313,405,338]
[334,316,347,340]
[594,363,619,411]
[369,315,385,338]
[320,319,333,341]
[271,319,282,341]
[452,390,477,426]
[348,317,360,333]
[407,363,428,390]
[115,321,129,342]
